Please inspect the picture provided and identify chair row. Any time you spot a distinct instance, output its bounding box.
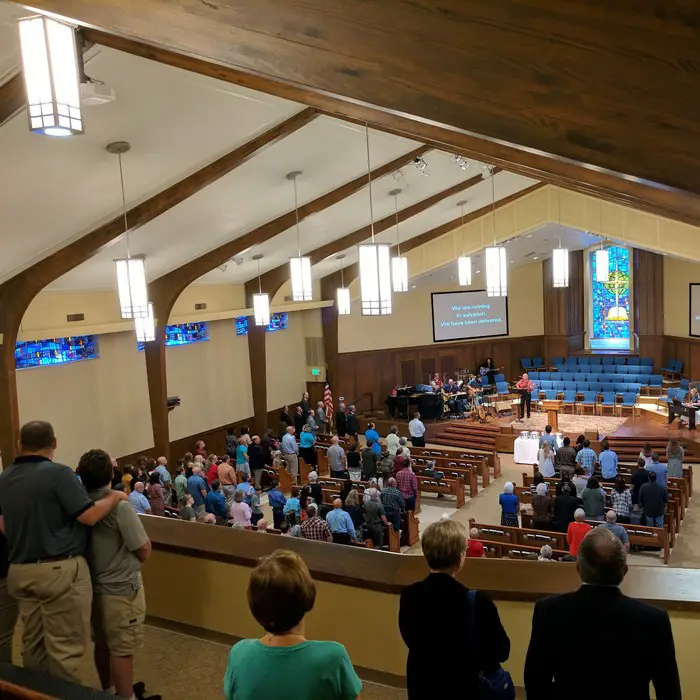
[551,367,654,376]
[534,381,644,394]
[522,355,654,369]
[539,389,638,414]
[529,371,660,384]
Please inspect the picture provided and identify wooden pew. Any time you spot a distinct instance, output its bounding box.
[472,516,671,564]
[412,458,479,497]
[412,453,486,489]
[480,540,570,561]
[416,474,465,508]
[316,475,422,514]
[412,445,501,477]
[262,463,294,494]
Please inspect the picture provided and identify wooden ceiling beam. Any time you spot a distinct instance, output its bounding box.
[0,106,317,463]
[252,172,490,303]
[12,3,697,214]
[0,74,24,128]
[322,182,547,291]
[146,143,430,457]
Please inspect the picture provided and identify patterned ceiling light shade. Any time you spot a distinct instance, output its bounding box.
[336,254,351,315]
[252,254,270,326]
[288,171,313,302]
[596,248,610,282]
[18,15,83,136]
[552,248,570,288]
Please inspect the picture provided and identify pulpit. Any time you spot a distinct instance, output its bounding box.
[541,399,563,431]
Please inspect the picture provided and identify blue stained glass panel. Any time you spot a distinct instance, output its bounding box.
[590,245,630,348]
[235,312,288,336]
[15,335,98,369]
[137,322,209,351]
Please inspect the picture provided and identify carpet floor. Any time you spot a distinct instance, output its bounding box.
[508,413,625,436]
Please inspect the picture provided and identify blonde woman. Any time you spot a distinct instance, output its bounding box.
[343,488,363,539]
[538,441,555,478]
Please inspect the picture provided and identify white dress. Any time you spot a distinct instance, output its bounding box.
[538,449,555,478]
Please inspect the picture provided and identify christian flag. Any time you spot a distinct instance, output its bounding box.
[324,381,334,421]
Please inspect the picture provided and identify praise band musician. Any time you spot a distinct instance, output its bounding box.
[431,373,444,389]
[466,374,487,422]
[442,378,467,417]
[479,357,499,387]
[514,372,536,421]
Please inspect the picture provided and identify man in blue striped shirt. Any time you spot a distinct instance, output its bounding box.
[325,498,357,545]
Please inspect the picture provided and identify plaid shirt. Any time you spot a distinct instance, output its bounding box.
[396,468,418,498]
[610,488,632,517]
[380,486,406,513]
[575,447,597,475]
[300,516,332,542]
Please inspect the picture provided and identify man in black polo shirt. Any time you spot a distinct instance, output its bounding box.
[0,421,127,683]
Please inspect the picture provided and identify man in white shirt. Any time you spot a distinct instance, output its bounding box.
[408,412,426,447]
[386,426,400,456]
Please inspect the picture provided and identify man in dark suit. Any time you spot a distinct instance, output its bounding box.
[525,528,681,700]
[335,402,347,437]
[345,405,359,440]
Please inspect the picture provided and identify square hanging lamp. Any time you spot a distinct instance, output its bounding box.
[18,15,83,136]
[115,256,149,319]
[458,256,472,286]
[485,246,507,297]
[253,293,271,326]
[337,287,351,315]
[596,248,610,282]
[135,302,155,343]
[391,255,408,293]
[290,256,312,302]
[359,243,392,315]
[552,248,570,288]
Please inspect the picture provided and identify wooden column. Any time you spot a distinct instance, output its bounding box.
[144,330,169,461]
[244,280,268,435]
[321,273,340,388]
[633,248,664,367]
[543,250,584,362]
[0,330,20,466]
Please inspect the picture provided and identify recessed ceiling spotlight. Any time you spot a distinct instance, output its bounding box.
[481,163,494,179]
[411,284,416,289]
[451,154,469,170]
[413,156,429,176]
[526,234,532,238]
[475,270,481,274]
[533,256,539,260]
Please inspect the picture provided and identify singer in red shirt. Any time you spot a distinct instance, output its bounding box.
[514,373,536,420]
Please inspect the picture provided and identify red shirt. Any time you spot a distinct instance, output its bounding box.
[567,521,592,556]
[206,463,219,485]
[466,539,485,558]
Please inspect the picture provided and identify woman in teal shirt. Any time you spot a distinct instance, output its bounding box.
[224,550,362,700]
[299,424,317,467]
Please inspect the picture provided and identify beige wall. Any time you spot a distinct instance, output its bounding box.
[143,549,700,691]
[338,261,544,353]
[664,257,700,338]
[266,310,309,410]
[165,319,254,441]
[16,330,152,467]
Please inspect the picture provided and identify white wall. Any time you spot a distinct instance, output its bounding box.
[266,311,308,410]
[17,331,152,467]
[165,319,254,441]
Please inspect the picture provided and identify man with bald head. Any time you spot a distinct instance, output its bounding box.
[327,435,347,478]
[325,498,357,545]
[525,528,681,699]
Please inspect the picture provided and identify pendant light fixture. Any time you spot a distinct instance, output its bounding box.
[18,14,83,137]
[456,199,472,286]
[336,254,351,315]
[389,188,408,293]
[287,171,313,302]
[595,201,609,282]
[358,124,392,315]
[484,166,507,297]
[252,254,271,326]
[109,142,149,320]
[135,303,156,343]
[552,186,569,288]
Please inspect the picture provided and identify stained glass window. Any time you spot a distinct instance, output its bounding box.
[15,335,98,369]
[590,245,630,350]
[137,322,209,351]
[235,312,288,336]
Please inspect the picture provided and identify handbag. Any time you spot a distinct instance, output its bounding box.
[467,589,515,700]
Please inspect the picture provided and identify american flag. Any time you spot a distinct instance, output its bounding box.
[324,381,334,421]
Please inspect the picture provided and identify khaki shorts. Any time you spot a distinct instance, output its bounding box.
[92,587,146,656]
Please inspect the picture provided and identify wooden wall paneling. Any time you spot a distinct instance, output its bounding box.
[41,3,700,206]
[566,251,585,350]
[633,249,665,368]
[400,359,416,386]
[420,358,436,385]
[439,354,456,379]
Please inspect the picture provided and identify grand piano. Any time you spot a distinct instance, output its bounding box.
[386,385,443,420]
